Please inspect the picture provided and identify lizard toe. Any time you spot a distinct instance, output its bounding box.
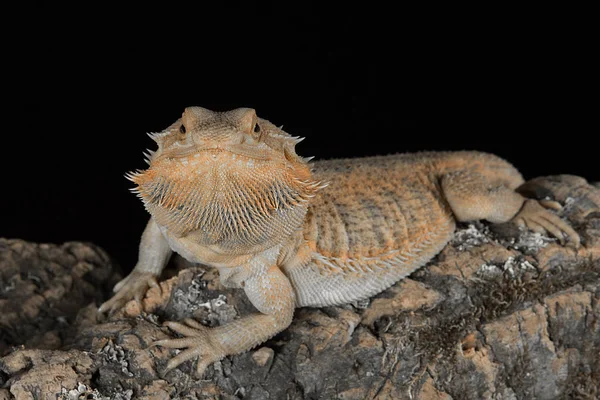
[164,321,205,337]
[523,218,547,235]
[539,199,562,211]
[153,324,223,376]
[100,271,160,314]
[99,291,129,314]
[512,199,581,248]
[164,347,204,374]
[183,318,206,329]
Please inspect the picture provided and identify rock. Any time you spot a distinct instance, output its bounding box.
[0,240,118,356]
[361,278,441,326]
[420,376,453,400]
[1,176,599,399]
[0,349,94,400]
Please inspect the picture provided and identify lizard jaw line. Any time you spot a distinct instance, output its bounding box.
[155,146,271,162]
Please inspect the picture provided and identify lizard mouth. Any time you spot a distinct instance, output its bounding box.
[157,143,273,162]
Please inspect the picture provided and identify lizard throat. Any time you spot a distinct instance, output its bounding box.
[130,161,324,250]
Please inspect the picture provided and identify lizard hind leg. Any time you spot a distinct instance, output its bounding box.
[441,170,580,247]
[441,170,526,224]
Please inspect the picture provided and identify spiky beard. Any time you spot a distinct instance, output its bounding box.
[128,154,324,250]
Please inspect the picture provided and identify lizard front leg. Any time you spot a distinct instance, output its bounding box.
[153,263,296,376]
[99,217,172,313]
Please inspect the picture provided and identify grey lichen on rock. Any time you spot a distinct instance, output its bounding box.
[1,175,600,399]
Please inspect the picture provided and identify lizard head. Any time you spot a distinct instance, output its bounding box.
[127,107,325,251]
[144,107,310,162]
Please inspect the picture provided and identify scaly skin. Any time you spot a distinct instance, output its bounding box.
[99,107,580,376]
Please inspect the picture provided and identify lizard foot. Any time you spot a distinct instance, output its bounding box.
[512,199,580,248]
[153,319,225,377]
[98,270,161,314]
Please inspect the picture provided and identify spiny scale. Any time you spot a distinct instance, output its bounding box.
[143,149,155,165]
[285,136,305,145]
[124,170,144,182]
[147,131,168,142]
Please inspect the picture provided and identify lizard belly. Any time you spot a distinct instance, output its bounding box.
[288,215,455,307]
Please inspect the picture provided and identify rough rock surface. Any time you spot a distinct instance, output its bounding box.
[1,175,599,400]
[0,241,118,356]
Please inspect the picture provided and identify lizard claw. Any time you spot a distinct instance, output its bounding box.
[153,319,225,377]
[99,270,160,314]
[512,199,580,249]
[538,199,563,211]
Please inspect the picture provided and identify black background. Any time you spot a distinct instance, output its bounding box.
[4,3,597,271]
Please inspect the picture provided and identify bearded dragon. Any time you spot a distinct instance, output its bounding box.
[99,107,580,375]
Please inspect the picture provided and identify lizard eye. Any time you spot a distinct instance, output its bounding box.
[253,123,260,133]
[179,124,186,134]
